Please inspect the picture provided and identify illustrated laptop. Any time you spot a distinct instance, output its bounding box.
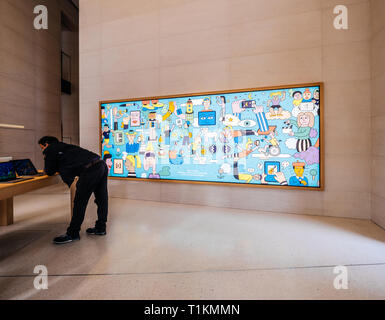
[0,161,33,183]
[12,159,45,177]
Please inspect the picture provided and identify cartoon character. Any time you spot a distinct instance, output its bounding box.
[217,163,231,179]
[190,135,202,157]
[292,91,303,107]
[202,97,212,111]
[143,143,159,178]
[102,124,112,149]
[112,106,124,130]
[125,130,141,154]
[147,111,159,141]
[260,171,288,186]
[258,128,281,157]
[121,115,130,130]
[223,138,259,160]
[292,88,318,117]
[312,89,320,116]
[302,88,312,102]
[112,130,125,146]
[216,96,226,121]
[185,99,194,124]
[163,101,175,121]
[289,161,309,186]
[267,91,286,117]
[219,125,233,144]
[286,111,315,152]
[163,122,175,146]
[169,149,184,165]
[232,129,259,144]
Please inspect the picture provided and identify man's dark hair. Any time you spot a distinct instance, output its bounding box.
[38,136,59,145]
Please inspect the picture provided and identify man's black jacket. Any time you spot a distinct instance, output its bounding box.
[43,142,100,187]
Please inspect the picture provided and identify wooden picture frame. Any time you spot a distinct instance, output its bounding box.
[99,82,324,190]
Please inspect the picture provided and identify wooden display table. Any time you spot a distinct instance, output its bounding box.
[0,173,61,226]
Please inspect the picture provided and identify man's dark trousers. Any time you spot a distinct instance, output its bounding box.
[67,160,108,237]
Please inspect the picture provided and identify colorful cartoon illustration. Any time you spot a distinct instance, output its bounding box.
[289,161,309,186]
[267,91,286,117]
[313,89,320,116]
[231,98,245,119]
[103,151,113,172]
[258,128,281,157]
[218,163,231,179]
[147,111,159,141]
[163,101,175,121]
[233,160,262,183]
[125,155,141,178]
[125,130,141,154]
[185,99,194,124]
[130,110,141,127]
[198,110,216,126]
[102,124,112,149]
[292,90,303,107]
[173,101,185,120]
[169,149,184,165]
[285,112,315,152]
[223,138,259,160]
[190,135,202,157]
[292,88,318,117]
[181,123,191,146]
[143,143,159,178]
[163,122,175,146]
[101,85,321,188]
[216,96,227,122]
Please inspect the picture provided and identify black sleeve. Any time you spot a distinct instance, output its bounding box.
[43,148,59,176]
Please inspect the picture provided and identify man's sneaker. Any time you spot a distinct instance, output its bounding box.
[86,227,107,236]
[53,233,80,244]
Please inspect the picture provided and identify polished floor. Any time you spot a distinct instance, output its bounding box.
[0,183,385,300]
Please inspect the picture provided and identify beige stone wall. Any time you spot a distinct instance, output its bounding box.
[79,0,372,219]
[0,0,79,169]
[371,0,385,228]
[0,0,62,169]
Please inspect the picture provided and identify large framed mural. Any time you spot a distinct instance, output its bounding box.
[100,83,323,190]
